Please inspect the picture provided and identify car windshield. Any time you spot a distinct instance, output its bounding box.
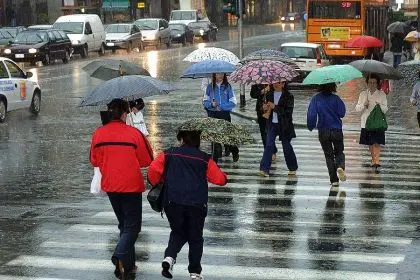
[0,30,13,39]
[1,28,18,37]
[106,24,131,33]
[189,21,209,28]
[53,22,84,34]
[281,46,315,59]
[14,31,48,44]
[135,20,158,30]
[170,11,196,20]
[287,13,295,17]
[169,24,184,31]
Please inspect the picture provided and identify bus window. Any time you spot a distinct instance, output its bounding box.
[308,1,361,19]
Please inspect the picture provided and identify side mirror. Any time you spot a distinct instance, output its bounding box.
[8,40,13,45]
[26,71,33,78]
[159,26,164,30]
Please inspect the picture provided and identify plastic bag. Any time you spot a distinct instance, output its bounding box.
[365,104,388,131]
[90,167,106,196]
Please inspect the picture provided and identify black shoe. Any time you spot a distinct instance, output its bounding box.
[224,150,231,157]
[232,153,239,162]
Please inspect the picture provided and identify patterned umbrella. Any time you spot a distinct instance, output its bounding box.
[181,60,236,79]
[240,49,295,65]
[183,47,240,64]
[229,60,299,85]
[80,75,176,106]
[178,117,255,146]
[83,59,150,80]
[344,35,383,48]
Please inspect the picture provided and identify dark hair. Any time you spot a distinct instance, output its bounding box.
[212,73,230,89]
[176,130,201,148]
[365,74,381,89]
[317,82,337,93]
[107,99,129,120]
[128,98,145,111]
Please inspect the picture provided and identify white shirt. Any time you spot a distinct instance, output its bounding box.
[272,91,282,123]
[126,111,149,136]
[355,89,388,128]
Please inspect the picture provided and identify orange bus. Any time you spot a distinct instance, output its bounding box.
[306,0,389,61]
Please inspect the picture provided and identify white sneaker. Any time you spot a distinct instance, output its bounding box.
[190,273,204,280]
[337,168,346,182]
[162,257,175,279]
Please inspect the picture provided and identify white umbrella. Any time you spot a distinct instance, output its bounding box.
[183,47,240,64]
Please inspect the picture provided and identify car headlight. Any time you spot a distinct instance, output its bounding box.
[281,17,285,20]
[199,29,205,35]
[290,17,294,21]
[72,40,81,45]
[176,34,181,37]
[4,49,11,54]
[29,48,37,54]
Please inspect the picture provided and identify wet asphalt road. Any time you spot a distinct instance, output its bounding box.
[0,23,419,280]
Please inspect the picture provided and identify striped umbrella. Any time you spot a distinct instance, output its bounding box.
[183,47,240,64]
[229,60,299,85]
[80,75,176,106]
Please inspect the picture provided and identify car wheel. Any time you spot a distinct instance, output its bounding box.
[0,98,6,123]
[42,53,50,66]
[62,50,70,64]
[81,45,88,58]
[127,42,132,53]
[98,44,105,56]
[30,91,41,115]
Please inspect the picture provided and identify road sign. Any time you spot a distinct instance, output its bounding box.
[137,2,145,8]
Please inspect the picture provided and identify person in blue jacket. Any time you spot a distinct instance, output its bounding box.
[203,73,239,163]
[307,82,347,186]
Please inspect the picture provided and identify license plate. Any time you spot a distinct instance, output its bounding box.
[15,54,24,58]
[106,43,115,47]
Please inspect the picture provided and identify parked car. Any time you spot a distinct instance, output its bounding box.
[0,30,14,50]
[188,20,217,42]
[27,25,53,30]
[3,29,72,66]
[280,12,300,22]
[0,57,41,122]
[53,14,105,58]
[134,18,171,49]
[105,23,142,53]
[169,23,193,46]
[280,42,330,83]
[0,26,26,38]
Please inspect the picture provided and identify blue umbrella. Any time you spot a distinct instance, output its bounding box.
[181,59,236,79]
[80,75,177,106]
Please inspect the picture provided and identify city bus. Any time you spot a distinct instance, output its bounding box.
[306,0,389,62]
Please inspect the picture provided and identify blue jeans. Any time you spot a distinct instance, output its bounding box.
[108,192,142,271]
[260,122,298,173]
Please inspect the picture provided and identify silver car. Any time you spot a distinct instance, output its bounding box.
[134,18,171,49]
[105,23,142,53]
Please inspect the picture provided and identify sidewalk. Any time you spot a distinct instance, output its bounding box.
[231,81,420,136]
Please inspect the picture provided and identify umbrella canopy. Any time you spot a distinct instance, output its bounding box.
[240,49,295,65]
[302,65,363,85]
[344,35,383,48]
[349,60,402,80]
[80,75,176,106]
[181,60,236,79]
[83,59,150,80]
[178,117,254,146]
[404,31,420,42]
[387,21,409,34]
[229,60,299,85]
[183,47,240,64]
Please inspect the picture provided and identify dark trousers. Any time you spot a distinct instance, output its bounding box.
[108,192,142,271]
[417,112,420,128]
[257,115,267,147]
[393,53,402,68]
[164,203,207,274]
[208,110,239,162]
[318,130,345,184]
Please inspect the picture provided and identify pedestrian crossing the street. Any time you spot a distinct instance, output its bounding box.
[0,128,419,280]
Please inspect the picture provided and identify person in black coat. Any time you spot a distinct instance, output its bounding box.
[259,79,298,177]
[390,33,404,68]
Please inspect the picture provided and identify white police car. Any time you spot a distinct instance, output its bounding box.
[0,57,41,122]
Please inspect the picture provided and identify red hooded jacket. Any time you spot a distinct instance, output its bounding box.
[90,120,153,193]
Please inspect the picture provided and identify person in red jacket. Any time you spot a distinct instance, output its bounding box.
[147,130,227,280]
[90,99,153,280]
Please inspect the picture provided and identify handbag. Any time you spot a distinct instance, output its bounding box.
[365,104,388,131]
[90,167,106,196]
[147,183,165,213]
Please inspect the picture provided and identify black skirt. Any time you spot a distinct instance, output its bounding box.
[359,128,385,145]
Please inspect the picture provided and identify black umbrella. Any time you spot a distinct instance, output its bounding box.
[387,21,411,34]
[349,60,403,80]
[82,59,150,80]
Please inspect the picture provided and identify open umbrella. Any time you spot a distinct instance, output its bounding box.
[83,59,150,80]
[240,49,295,65]
[387,21,409,34]
[302,65,363,85]
[229,60,299,85]
[344,35,383,48]
[349,60,402,80]
[404,31,420,42]
[80,75,176,106]
[183,47,240,64]
[181,60,236,79]
[178,117,254,146]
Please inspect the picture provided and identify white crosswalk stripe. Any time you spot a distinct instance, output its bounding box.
[1,129,419,280]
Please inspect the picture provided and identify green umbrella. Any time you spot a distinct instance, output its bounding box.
[178,117,255,146]
[302,65,363,85]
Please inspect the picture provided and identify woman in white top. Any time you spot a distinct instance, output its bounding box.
[355,74,388,169]
[126,98,149,136]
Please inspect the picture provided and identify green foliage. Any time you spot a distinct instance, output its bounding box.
[37,13,50,24]
[389,10,409,23]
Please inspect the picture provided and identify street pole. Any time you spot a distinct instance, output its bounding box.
[238,0,246,107]
[417,0,419,32]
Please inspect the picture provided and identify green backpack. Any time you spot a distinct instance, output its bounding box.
[365,104,388,131]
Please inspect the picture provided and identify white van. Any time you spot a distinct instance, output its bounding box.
[169,10,201,26]
[53,14,105,58]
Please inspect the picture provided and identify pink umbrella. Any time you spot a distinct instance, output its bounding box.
[229,60,299,85]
